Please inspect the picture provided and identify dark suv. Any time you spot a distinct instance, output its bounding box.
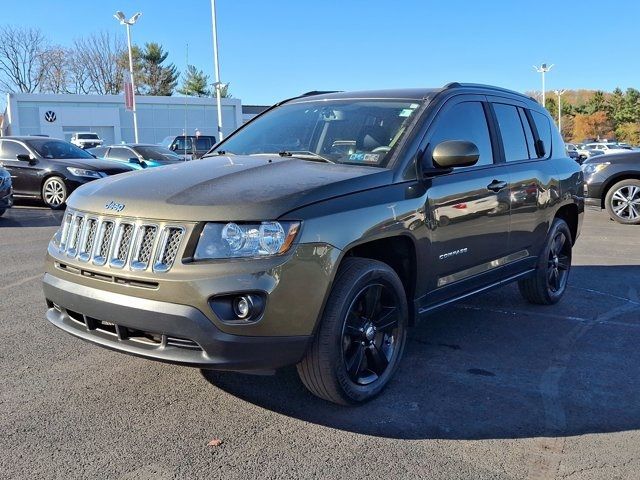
[43,84,583,405]
[160,135,216,159]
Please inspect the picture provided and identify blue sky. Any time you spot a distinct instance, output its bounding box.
[3,0,638,104]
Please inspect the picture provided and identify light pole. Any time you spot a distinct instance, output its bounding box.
[533,63,554,107]
[114,11,142,143]
[210,0,225,142]
[554,89,566,137]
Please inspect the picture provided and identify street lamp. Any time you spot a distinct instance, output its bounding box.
[533,63,554,107]
[210,0,225,142]
[554,89,566,137]
[114,10,142,143]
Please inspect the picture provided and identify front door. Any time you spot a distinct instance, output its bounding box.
[420,97,512,306]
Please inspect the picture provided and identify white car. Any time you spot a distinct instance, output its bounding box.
[584,142,631,155]
[70,132,103,150]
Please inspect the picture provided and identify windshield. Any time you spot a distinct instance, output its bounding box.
[78,133,99,139]
[135,146,181,161]
[28,139,94,159]
[212,99,423,167]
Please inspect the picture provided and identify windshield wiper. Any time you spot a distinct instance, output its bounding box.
[203,150,234,158]
[278,150,335,163]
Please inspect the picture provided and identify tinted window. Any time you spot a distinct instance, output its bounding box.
[108,147,134,160]
[530,111,552,158]
[518,108,536,158]
[195,137,213,150]
[135,146,180,161]
[89,147,108,157]
[493,104,529,162]
[174,136,192,151]
[1,140,30,159]
[429,102,494,167]
[78,133,99,139]
[27,139,93,159]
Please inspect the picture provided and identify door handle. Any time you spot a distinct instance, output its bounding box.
[487,180,507,192]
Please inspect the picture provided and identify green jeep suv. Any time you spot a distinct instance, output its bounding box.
[43,84,583,404]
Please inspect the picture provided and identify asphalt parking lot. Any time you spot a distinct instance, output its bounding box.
[1,206,639,479]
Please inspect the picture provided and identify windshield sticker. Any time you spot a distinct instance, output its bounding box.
[399,109,414,117]
[349,153,380,163]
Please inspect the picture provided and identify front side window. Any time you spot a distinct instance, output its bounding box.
[195,137,213,150]
[493,103,529,162]
[428,102,494,167]
[27,139,93,159]
[212,99,423,167]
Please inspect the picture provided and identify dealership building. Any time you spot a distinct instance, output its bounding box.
[0,93,265,145]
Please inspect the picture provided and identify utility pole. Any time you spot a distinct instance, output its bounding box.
[114,11,142,143]
[210,0,225,142]
[533,63,554,108]
[554,89,566,137]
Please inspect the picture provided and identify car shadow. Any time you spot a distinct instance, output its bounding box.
[202,265,640,440]
[0,203,64,228]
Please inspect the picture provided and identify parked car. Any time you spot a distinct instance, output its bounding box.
[160,135,216,159]
[43,84,583,405]
[565,143,581,163]
[0,164,12,217]
[584,142,630,155]
[0,137,135,209]
[89,144,182,169]
[582,151,640,224]
[576,144,605,161]
[70,132,104,150]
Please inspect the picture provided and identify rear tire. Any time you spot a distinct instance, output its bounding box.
[518,218,572,305]
[297,257,408,405]
[605,179,640,225]
[42,176,67,210]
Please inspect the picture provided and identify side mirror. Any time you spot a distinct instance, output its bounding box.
[16,153,34,163]
[432,140,479,169]
[129,157,142,164]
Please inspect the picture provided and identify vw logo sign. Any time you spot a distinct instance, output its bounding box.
[44,111,56,123]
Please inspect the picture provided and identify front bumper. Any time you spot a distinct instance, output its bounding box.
[43,273,311,371]
[0,187,12,209]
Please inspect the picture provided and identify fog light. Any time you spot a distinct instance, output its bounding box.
[233,295,252,319]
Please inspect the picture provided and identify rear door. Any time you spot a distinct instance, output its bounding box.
[0,140,40,196]
[421,95,512,305]
[489,98,559,264]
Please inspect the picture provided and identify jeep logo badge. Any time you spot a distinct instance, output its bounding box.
[105,201,125,212]
[44,111,56,123]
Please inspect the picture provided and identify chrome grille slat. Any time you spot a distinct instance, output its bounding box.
[60,210,184,273]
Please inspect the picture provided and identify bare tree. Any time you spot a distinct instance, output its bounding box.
[40,46,70,93]
[0,26,48,93]
[66,49,92,94]
[73,31,125,95]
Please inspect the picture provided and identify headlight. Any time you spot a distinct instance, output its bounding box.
[194,221,300,259]
[66,167,105,179]
[581,162,610,176]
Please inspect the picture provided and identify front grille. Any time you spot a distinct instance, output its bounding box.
[57,210,185,273]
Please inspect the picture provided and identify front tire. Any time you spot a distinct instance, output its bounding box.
[518,218,572,305]
[297,257,408,405]
[605,179,640,225]
[42,176,67,209]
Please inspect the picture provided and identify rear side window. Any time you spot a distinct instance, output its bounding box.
[0,140,29,159]
[493,103,529,162]
[530,111,552,158]
[429,102,494,167]
[518,108,536,158]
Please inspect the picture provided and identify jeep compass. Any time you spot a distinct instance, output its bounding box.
[43,84,584,405]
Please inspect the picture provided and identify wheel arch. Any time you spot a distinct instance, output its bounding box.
[340,234,418,325]
[600,172,640,209]
[554,203,579,245]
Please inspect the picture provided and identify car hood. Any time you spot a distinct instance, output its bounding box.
[46,157,136,172]
[66,155,392,221]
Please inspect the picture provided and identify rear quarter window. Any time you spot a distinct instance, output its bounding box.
[530,111,552,158]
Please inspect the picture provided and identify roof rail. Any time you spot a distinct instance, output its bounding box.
[300,90,342,97]
[443,82,534,101]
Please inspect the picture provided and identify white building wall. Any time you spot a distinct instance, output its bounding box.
[2,93,243,144]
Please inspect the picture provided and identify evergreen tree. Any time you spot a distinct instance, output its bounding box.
[140,42,178,96]
[178,65,211,97]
